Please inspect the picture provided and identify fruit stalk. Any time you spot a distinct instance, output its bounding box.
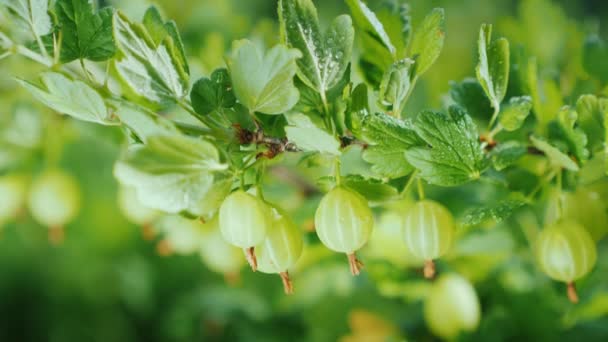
[567,282,578,304]
[424,259,436,279]
[245,247,258,272]
[280,272,293,294]
[348,253,364,276]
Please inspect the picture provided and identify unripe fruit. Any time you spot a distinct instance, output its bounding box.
[257,208,303,294]
[424,274,480,340]
[402,200,455,279]
[535,220,597,303]
[118,186,160,240]
[0,174,28,226]
[155,215,205,255]
[314,186,373,275]
[28,169,80,244]
[561,189,608,241]
[199,216,245,278]
[219,190,272,271]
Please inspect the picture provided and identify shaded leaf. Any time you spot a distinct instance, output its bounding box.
[499,96,532,131]
[475,23,509,111]
[529,135,579,171]
[462,194,527,226]
[409,8,444,76]
[190,68,236,117]
[490,141,527,171]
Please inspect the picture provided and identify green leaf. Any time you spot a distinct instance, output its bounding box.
[190,68,236,117]
[405,106,486,186]
[113,105,179,143]
[582,34,608,84]
[449,78,492,121]
[490,141,527,171]
[317,175,398,202]
[284,113,341,156]
[114,135,230,217]
[346,0,394,79]
[378,58,414,116]
[112,11,189,107]
[55,0,116,63]
[576,94,605,149]
[16,72,114,125]
[475,23,509,112]
[499,96,532,131]
[554,106,588,163]
[0,0,52,40]
[462,194,527,226]
[228,40,301,115]
[279,0,354,95]
[529,135,579,171]
[524,57,562,126]
[375,0,411,59]
[409,8,445,77]
[142,6,189,75]
[356,112,421,178]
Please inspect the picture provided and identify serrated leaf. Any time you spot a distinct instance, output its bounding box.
[113,12,189,107]
[114,105,179,143]
[555,106,588,163]
[378,58,414,116]
[346,0,394,81]
[490,141,527,171]
[0,0,52,40]
[284,112,340,156]
[228,40,301,115]
[449,78,492,120]
[142,6,189,74]
[279,0,354,95]
[499,96,532,131]
[530,135,579,171]
[409,8,444,77]
[16,72,114,125]
[114,135,230,217]
[462,194,527,226]
[317,175,398,202]
[576,94,605,149]
[475,23,509,112]
[405,106,486,186]
[356,112,421,178]
[55,0,116,63]
[190,68,236,117]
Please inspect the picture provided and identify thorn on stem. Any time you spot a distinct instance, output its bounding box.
[245,247,258,272]
[280,271,294,294]
[567,282,579,304]
[348,253,364,276]
[424,259,436,279]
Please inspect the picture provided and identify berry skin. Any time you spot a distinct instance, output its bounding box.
[219,190,272,271]
[28,169,80,244]
[314,186,373,275]
[535,220,597,303]
[0,174,29,227]
[155,215,205,255]
[402,200,455,279]
[257,208,303,294]
[561,189,608,241]
[118,186,160,240]
[199,216,245,279]
[424,274,480,339]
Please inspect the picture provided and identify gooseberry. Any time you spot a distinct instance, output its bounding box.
[314,186,373,275]
[561,189,608,241]
[424,274,481,339]
[219,190,272,271]
[402,200,455,278]
[154,215,205,255]
[257,208,303,294]
[535,220,597,303]
[28,169,80,244]
[199,216,245,281]
[0,174,28,227]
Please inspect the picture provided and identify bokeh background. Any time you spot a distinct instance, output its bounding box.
[1,0,608,341]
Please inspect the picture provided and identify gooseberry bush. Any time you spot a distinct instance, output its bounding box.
[1,0,608,338]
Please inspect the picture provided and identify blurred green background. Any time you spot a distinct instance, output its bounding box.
[1,0,608,341]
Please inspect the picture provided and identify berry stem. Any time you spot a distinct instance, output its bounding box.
[424,259,436,279]
[417,178,425,200]
[567,282,579,304]
[141,223,155,241]
[280,271,294,294]
[48,225,65,245]
[156,239,172,256]
[245,247,258,272]
[347,253,364,276]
